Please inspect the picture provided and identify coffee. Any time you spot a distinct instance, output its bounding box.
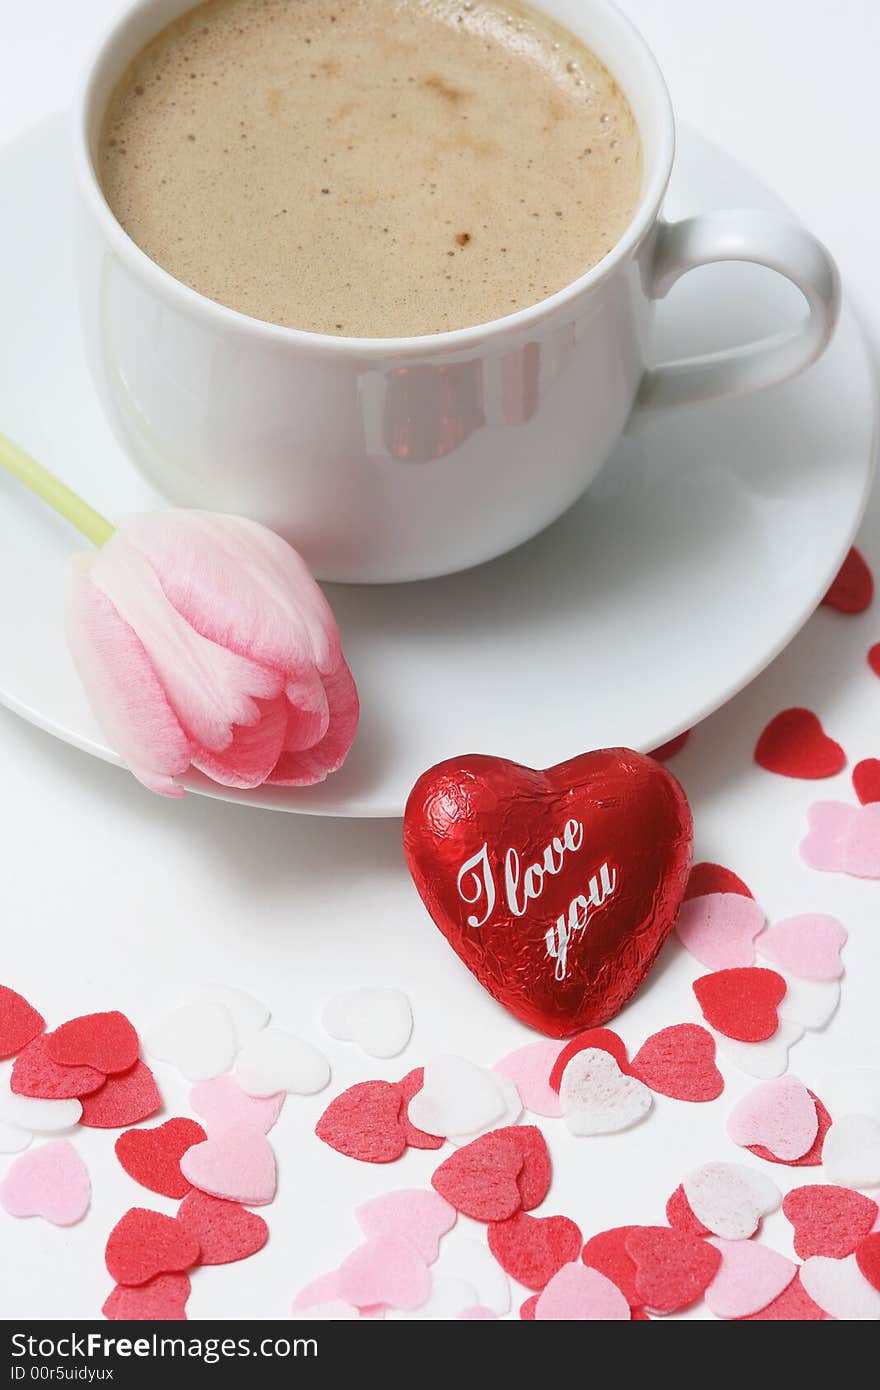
[99,0,642,337]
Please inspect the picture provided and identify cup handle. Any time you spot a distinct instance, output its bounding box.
[630,209,841,424]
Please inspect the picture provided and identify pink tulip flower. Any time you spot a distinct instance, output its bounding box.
[65,510,358,797]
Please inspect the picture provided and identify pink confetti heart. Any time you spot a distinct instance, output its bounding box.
[675,893,766,970]
[179,1124,276,1206]
[727,1076,819,1160]
[758,914,847,981]
[800,802,880,878]
[337,1236,430,1311]
[458,1306,499,1319]
[0,1139,90,1226]
[189,1076,284,1136]
[355,1189,456,1264]
[706,1239,797,1318]
[535,1262,630,1320]
[494,1042,564,1119]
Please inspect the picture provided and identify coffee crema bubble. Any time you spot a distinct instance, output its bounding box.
[99,0,642,337]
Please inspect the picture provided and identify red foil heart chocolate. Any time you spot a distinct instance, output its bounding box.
[404,750,693,1037]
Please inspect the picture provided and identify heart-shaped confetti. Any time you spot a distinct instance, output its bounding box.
[682,1162,780,1240]
[548,1028,631,1092]
[189,1076,284,1136]
[494,1041,563,1118]
[322,988,412,1059]
[78,1061,161,1129]
[315,1081,407,1163]
[105,1207,200,1286]
[235,1028,330,1097]
[755,708,846,779]
[853,759,880,805]
[189,985,269,1046]
[535,1262,630,1320]
[675,893,766,971]
[727,1075,819,1161]
[520,1294,539,1319]
[665,1186,710,1237]
[757,913,847,982]
[0,1139,90,1225]
[693,968,786,1042]
[856,1233,880,1292]
[338,1236,430,1311]
[398,1068,445,1150]
[581,1227,642,1305]
[684,862,753,901]
[625,1227,721,1314]
[822,546,873,613]
[822,1115,880,1188]
[390,1275,475,1321]
[103,1272,191,1321]
[146,1002,238,1083]
[746,1089,832,1166]
[0,986,45,1059]
[738,1270,829,1320]
[407,1055,511,1141]
[0,1090,82,1133]
[11,1035,104,1100]
[432,1126,549,1221]
[713,1018,805,1079]
[630,1024,723,1102]
[179,1124,276,1205]
[799,800,880,878]
[176,1191,269,1265]
[778,976,840,1031]
[292,1270,359,1317]
[801,1253,880,1320]
[48,1011,139,1075]
[115,1117,207,1199]
[870,643,880,678]
[355,1189,456,1263]
[705,1239,797,1318]
[488,1211,582,1290]
[458,1306,498,1319]
[783,1185,879,1259]
[559,1048,653,1135]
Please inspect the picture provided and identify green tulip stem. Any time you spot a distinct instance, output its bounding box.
[0,431,114,547]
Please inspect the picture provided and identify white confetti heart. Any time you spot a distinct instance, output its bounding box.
[406,1056,510,1140]
[0,1089,81,1134]
[560,1048,653,1136]
[190,985,270,1046]
[234,1028,330,1097]
[822,1114,880,1188]
[682,1161,781,1240]
[145,1001,238,1081]
[448,1074,521,1145]
[801,1254,880,1320]
[817,1068,880,1122]
[778,976,840,1031]
[712,1019,805,1079]
[321,988,412,1059]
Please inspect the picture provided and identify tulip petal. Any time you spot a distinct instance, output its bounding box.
[268,662,359,786]
[284,670,331,753]
[66,559,191,797]
[122,511,342,678]
[191,694,290,790]
[90,531,283,752]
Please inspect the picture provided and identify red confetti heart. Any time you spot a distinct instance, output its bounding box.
[692,967,786,1042]
[738,1271,828,1320]
[432,1126,549,1222]
[11,1034,105,1100]
[581,1226,642,1306]
[782,1185,878,1259]
[630,1024,723,1102]
[855,1232,880,1293]
[177,1191,269,1265]
[115,1118,207,1199]
[105,1208,200,1286]
[822,547,873,614]
[520,1294,539,1319]
[315,1081,406,1164]
[548,1028,630,1093]
[683,862,753,901]
[747,1091,832,1167]
[48,1011,139,1075]
[0,986,45,1059]
[853,758,880,805]
[398,1068,444,1150]
[649,731,691,762]
[625,1226,721,1314]
[404,751,693,1037]
[754,709,846,780]
[79,1060,161,1129]
[870,644,880,678]
[665,1186,710,1238]
[102,1272,191,1321]
[488,1211,582,1290]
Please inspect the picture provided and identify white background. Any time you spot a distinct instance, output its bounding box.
[0,0,879,1321]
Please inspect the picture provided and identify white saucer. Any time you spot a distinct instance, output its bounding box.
[0,116,875,816]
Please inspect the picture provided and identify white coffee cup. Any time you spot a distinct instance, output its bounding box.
[74,0,840,584]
